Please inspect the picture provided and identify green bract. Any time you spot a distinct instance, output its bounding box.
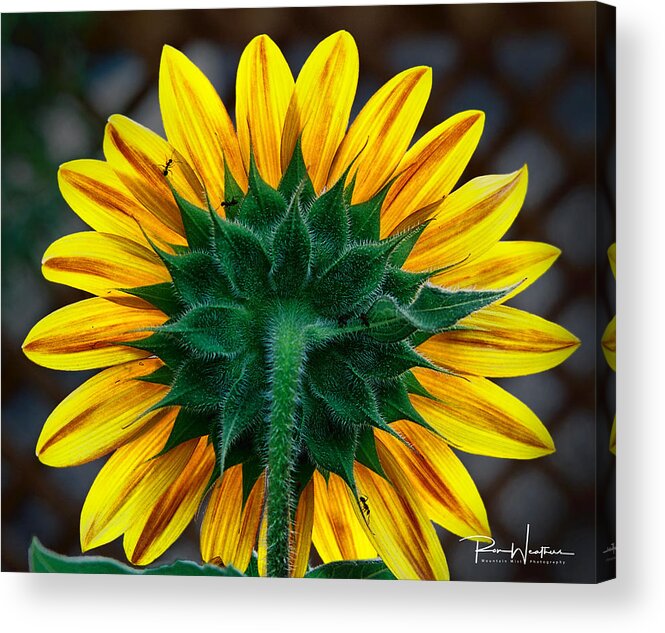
[126,140,508,520]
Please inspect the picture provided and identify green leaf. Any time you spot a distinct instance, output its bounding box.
[170,187,213,250]
[311,242,391,317]
[270,197,311,296]
[236,153,287,231]
[305,559,396,580]
[123,282,185,316]
[211,213,272,296]
[278,138,315,204]
[29,538,243,576]
[164,304,248,356]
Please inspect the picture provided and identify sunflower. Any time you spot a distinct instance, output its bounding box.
[23,31,579,580]
[602,243,616,454]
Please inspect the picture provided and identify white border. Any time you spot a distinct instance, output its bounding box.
[2,1,663,631]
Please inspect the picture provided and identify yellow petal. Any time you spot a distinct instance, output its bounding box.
[432,240,560,303]
[22,298,166,371]
[411,368,554,459]
[291,479,315,578]
[405,167,528,272]
[80,410,186,550]
[159,45,247,202]
[352,461,449,580]
[608,242,616,278]
[103,114,204,241]
[36,358,169,467]
[312,471,376,562]
[602,315,616,371]
[380,110,484,236]
[42,232,169,301]
[236,35,294,187]
[328,67,432,203]
[381,422,490,539]
[200,467,265,572]
[281,31,358,193]
[124,438,216,565]
[609,417,616,455]
[418,304,580,378]
[257,509,268,578]
[58,159,177,246]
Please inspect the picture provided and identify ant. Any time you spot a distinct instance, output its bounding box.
[219,198,238,208]
[158,156,178,177]
[359,495,374,534]
[360,313,370,328]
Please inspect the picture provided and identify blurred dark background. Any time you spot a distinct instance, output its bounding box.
[1,2,615,581]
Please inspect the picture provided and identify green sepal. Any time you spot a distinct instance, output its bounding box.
[378,379,433,434]
[236,153,287,231]
[163,304,248,357]
[125,331,185,369]
[346,338,439,380]
[29,538,243,576]
[304,412,358,496]
[381,267,430,304]
[409,284,509,331]
[311,242,391,317]
[169,187,213,251]
[403,370,440,400]
[365,296,419,343]
[241,454,266,506]
[307,164,349,261]
[308,355,382,426]
[270,196,311,296]
[222,435,267,506]
[151,358,227,412]
[245,551,260,577]
[278,138,315,205]
[136,365,173,386]
[355,425,388,480]
[220,158,246,221]
[154,248,233,307]
[154,408,210,458]
[211,212,272,296]
[292,452,317,500]
[305,559,396,580]
[122,282,184,317]
[347,177,394,242]
[388,221,430,267]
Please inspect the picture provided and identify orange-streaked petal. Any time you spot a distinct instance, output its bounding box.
[36,358,169,467]
[200,467,265,573]
[312,471,376,562]
[124,438,216,565]
[405,167,528,272]
[80,410,186,550]
[42,232,169,300]
[380,110,484,236]
[159,45,246,201]
[281,31,358,193]
[58,159,177,246]
[236,35,294,187]
[381,422,490,539]
[103,114,204,241]
[602,315,616,371]
[22,298,166,371]
[418,305,580,378]
[328,67,432,203]
[291,479,314,578]
[608,242,616,278]
[411,368,554,459]
[432,240,560,303]
[352,461,449,580]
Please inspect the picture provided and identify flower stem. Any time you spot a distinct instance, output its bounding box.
[266,307,306,577]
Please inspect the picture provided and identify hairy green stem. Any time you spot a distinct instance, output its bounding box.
[266,307,307,578]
